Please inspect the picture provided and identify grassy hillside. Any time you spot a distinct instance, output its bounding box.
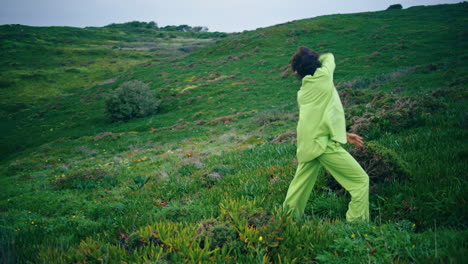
[1,3,467,263]
[0,24,226,157]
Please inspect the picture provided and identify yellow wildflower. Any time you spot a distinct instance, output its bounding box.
[72,215,76,219]
[351,234,356,238]
[364,234,368,237]
[258,236,263,241]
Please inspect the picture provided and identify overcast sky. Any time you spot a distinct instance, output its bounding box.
[0,0,463,32]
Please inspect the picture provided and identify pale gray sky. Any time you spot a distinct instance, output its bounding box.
[0,0,463,32]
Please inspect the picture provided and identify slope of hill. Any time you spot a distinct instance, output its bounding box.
[1,3,467,263]
[0,24,226,157]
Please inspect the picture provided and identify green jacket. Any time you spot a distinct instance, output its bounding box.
[296,53,347,163]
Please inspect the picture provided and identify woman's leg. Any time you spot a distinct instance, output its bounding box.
[317,141,370,222]
[283,159,322,219]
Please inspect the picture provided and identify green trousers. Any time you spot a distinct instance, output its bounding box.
[283,140,369,222]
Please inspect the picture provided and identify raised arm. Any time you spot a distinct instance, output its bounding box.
[318,53,336,76]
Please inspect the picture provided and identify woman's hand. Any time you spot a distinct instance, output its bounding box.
[347,133,364,148]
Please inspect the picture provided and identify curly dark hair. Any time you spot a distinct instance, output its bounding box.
[290,46,321,79]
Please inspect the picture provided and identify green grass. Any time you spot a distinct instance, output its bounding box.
[1,3,467,263]
[0,24,226,157]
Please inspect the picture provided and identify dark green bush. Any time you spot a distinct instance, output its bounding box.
[105,21,158,29]
[387,4,403,10]
[348,94,446,136]
[104,80,161,122]
[326,141,410,193]
[196,219,244,251]
[53,168,116,189]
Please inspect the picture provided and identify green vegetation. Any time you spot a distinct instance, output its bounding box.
[105,21,159,29]
[105,21,220,35]
[104,80,161,122]
[387,4,403,10]
[0,24,226,156]
[1,3,467,263]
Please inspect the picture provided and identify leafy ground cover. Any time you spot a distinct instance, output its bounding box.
[1,3,467,263]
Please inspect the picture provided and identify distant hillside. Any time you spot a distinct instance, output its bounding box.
[0,24,227,104]
[1,3,467,263]
[0,24,228,157]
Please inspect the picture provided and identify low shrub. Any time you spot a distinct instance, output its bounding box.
[339,88,374,106]
[326,141,410,193]
[195,219,243,251]
[387,4,403,10]
[117,231,164,251]
[104,80,161,122]
[53,168,116,189]
[348,93,446,136]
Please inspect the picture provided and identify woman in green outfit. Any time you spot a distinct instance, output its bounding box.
[283,46,370,222]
